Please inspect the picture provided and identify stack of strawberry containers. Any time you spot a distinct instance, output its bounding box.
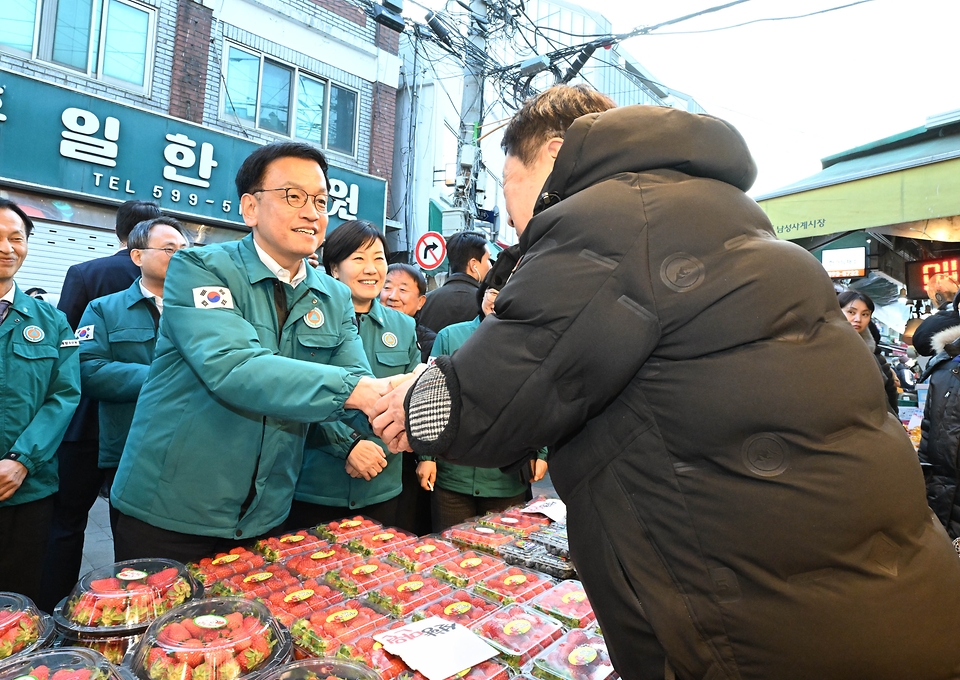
[0,593,55,662]
[0,647,129,680]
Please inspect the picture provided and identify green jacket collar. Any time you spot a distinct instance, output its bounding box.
[123,278,151,310]
[9,283,33,318]
[364,298,387,327]
[238,234,334,298]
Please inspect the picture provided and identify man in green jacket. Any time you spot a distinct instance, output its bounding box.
[111,142,393,562]
[77,217,189,528]
[0,198,81,602]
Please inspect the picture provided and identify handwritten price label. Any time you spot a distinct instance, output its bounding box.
[374,616,497,680]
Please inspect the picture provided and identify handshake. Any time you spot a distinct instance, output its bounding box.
[344,365,427,455]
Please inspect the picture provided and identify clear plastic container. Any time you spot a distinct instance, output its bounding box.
[441,524,514,555]
[345,528,417,557]
[0,647,128,680]
[409,590,500,626]
[284,544,355,581]
[0,594,54,661]
[530,554,576,581]
[210,564,300,599]
[54,560,199,635]
[127,597,291,680]
[336,620,413,680]
[188,549,266,588]
[254,531,329,563]
[53,630,138,666]
[431,552,505,589]
[288,601,388,658]
[498,539,548,570]
[323,557,405,597]
[529,526,569,559]
[529,581,595,629]
[386,536,459,574]
[528,629,613,680]
[477,512,550,538]
[363,575,452,618]
[473,567,552,605]
[449,660,512,680]
[262,580,345,629]
[313,517,382,543]
[250,657,381,680]
[471,605,563,669]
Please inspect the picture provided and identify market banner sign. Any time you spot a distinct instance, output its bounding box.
[0,69,386,229]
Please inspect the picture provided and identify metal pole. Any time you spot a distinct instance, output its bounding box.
[452,0,488,232]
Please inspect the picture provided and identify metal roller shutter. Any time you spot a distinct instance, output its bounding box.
[15,221,121,301]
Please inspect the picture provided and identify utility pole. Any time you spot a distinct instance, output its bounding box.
[451,0,488,234]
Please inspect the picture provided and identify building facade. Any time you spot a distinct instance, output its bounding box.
[0,0,401,297]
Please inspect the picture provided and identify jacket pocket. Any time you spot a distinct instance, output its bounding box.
[296,331,343,362]
[107,327,155,343]
[375,350,410,370]
[12,342,59,360]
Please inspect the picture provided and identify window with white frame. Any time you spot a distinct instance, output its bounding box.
[0,0,157,91]
[222,43,359,157]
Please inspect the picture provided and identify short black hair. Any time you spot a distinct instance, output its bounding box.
[387,263,427,296]
[0,198,35,237]
[322,220,388,275]
[235,142,329,199]
[116,200,161,242]
[837,289,875,313]
[127,216,189,251]
[446,231,488,274]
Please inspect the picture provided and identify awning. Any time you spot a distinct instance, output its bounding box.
[756,116,960,241]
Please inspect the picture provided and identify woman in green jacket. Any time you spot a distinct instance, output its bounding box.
[290,221,420,528]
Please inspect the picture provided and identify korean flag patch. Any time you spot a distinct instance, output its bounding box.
[193,287,235,309]
[75,325,95,341]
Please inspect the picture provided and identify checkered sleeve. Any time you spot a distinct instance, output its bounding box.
[404,355,460,456]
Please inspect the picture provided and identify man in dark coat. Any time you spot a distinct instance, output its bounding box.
[38,199,161,612]
[418,230,491,333]
[374,86,960,679]
[913,273,960,356]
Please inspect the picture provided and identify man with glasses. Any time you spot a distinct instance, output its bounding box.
[73,217,189,540]
[110,142,395,561]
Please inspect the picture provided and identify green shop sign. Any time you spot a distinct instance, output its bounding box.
[0,69,386,229]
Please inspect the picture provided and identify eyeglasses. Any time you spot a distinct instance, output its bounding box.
[252,187,330,215]
[137,246,187,256]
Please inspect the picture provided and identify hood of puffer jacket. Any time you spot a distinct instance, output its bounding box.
[931,325,960,354]
[542,105,758,203]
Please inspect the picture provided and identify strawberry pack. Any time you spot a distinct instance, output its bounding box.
[254,532,328,563]
[188,550,266,588]
[529,581,595,629]
[263,581,344,628]
[431,552,505,588]
[441,525,514,555]
[336,620,413,680]
[0,648,127,680]
[477,512,550,538]
[387,537,459,574]
[289,601,388,657]
[364,575,452,617]
[473,567,553,605]
[55,560,198,633]
[128,597,290,680]
[410,591,500,625]
[471,605,563,669]
[250,658,381,680]
[323,558,404,597]
[0,593,52,661]
[345,528,417,557]
[284,544,354,581]
[528,629,613,680]
[210,564,300,599]
[314,517,381,543]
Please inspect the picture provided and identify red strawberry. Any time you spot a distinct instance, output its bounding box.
[173,639,205,667]
[147,568,180,588]
[223,613,243,630]
[89,578,124,593]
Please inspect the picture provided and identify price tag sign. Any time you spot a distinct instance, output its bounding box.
[373,616,498,680]
[522,498,567,523]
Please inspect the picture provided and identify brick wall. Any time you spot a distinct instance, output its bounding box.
[376,23,400,56]
[309,0,367,27]
[369,81,396,212]
[169,0,213,123]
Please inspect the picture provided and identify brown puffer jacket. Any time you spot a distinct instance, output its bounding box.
[412,105,960,679]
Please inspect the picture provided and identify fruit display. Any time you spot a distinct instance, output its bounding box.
[254,532,328,563]
[473,567,553,605]
[441,525,514,555]
[387,537,459,574]
[529,581,595,629]
[0,648,127,680]
[498,540,548,570]
[249,657,381,680]
[336,621,413,680]
[56,560,198,633]
[210,564,300,599]
[189,550,266,588]
[529,526,569,559]
[285,545,355,581]
[288,601,387,658]
[52,634,133,666]
[529,554,576,581]
[314,517,382,543]
[409,591,500,626]
[127,597,290,680]
[445,661,511,680]
[529,629,613,680]
[324,558,404,597]
[431,552,505,589]
[0,593,53,661]
[345,528,417,557]
[477,512,549,538]
[470,605,563,669]
[364,576,452,618]
[263,582,344,628]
